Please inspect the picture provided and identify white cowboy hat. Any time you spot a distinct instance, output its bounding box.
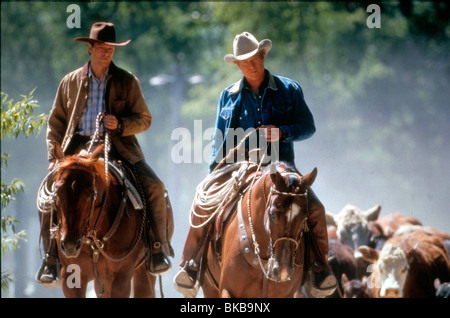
[224,32,272,64]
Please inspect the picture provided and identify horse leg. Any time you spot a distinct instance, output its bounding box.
[200,265,220,298]
[109,273,133,298]
[60,266,88,298]
[132,264,156,298]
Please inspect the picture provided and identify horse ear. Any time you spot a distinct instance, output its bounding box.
[303,167,318,189]
[52,141,65,160]
[270,170,283,186]
[91,144,104,160]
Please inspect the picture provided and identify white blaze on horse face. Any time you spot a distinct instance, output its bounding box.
[286,203,301,222]
[377,243,408,298]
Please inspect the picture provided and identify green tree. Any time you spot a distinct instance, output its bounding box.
[1,90,47,290]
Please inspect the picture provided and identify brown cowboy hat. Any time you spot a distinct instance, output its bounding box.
[224,32,272,64]
[74,22,131,46]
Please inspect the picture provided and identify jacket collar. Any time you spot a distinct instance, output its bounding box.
[79,61,119,80]
[227,69,277,94]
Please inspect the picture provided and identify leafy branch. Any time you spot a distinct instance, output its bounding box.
[1,90,47,290]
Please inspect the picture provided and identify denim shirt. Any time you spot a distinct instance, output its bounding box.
[209,70,316,172]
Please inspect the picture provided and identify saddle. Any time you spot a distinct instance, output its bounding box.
[101,159,144,211]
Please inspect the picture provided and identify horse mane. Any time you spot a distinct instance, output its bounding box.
[262,161,299,174]
[56,153,111,186]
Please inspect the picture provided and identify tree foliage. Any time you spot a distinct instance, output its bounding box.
[1,90,47,290]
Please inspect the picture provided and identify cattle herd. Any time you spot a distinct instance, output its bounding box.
[311,205,449,298]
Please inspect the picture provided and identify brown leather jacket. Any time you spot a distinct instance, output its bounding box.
[47,61,152,164]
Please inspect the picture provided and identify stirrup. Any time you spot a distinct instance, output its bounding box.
[307,270,337,298]
[173,265,200,298]
[146,247,172,276]
[35,256,61,288]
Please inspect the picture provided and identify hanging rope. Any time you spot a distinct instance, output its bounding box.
[87,112,111,186]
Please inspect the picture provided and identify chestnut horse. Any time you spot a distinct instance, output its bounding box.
[201,162,317,297]
[49,144,172,297]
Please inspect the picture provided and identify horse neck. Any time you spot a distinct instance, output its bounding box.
[246,174,271,241]
[99,177,121,226]
[85,168,120,233]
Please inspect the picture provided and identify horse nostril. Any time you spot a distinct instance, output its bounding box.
[76,239,82,250]
[272,265,279,277]
[60,240,66,252]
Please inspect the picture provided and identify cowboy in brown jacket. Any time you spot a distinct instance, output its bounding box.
[36,22,173,286]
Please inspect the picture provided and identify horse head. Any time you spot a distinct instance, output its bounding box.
[53,143,107,258]
[265,164,317,282]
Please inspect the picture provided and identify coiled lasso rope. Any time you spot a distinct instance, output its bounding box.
[189,162,256,229]
[189,128,264,229]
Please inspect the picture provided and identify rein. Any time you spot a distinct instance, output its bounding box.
[83,114,146,263]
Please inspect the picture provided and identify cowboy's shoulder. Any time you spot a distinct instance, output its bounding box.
[224,79,242,95]
[272,74,303,91]
[61,66,82,81]
[59,64,89,86]
[109,62,141,85]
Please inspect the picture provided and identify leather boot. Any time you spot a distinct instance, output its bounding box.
[35,211,60,287]
[305,189,337,297]
[133,161,173,276]
[173,223,207,297]
[173,201,213,298]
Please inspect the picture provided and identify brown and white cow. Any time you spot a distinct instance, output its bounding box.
[359,229,450,298]
[375,212,422,237]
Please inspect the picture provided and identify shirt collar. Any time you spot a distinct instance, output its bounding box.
[228,69,277,94]
[88,64,109,82]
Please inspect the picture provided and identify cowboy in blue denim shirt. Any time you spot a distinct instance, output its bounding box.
[209,54,316,172]
[175,32,337,298]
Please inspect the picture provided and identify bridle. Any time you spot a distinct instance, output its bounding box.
[246,167,310,281]
[52,165,107,247]
[269,186,309,252]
